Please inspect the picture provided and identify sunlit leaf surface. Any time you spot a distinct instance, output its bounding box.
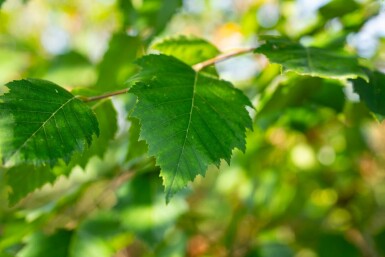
[151,35,220,65]
[0,79,99,166]
[255,36,368,81]
[130,54,252,201]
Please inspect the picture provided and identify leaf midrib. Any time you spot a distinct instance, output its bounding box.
[167,71,198,198]
[7,96,76,163]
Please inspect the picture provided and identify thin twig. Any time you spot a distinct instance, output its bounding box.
[192,47,256,72]
[77,47,256,103]
[78,88,129,102]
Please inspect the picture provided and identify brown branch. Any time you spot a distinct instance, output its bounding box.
[77,47,256,103]
[78,88,129,102]
[192,47,256,72]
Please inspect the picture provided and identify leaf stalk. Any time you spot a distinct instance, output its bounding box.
[192,47,256,72]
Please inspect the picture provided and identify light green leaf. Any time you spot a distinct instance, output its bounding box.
[126,117,149,164]
[0,79,99,167]
[352,71,385,120]
[151,35,220,65]
[69,213,133,257]
[255,36,368,81]
[130,54,252,202]
[95,33,141,92]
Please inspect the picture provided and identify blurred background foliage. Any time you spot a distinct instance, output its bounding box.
[1,0,385,256]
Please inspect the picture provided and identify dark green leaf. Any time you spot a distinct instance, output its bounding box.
[255,36,367,81]
[257,76,318,127]
[310,79,345,112]
[70,99,117,168]
[6,99,118,206]
[17,230,73,257]
[319,0,360,19]
[0,0,5,8]
[0,79,99,166]
[317,233,361,257]
[352,71,385,119]
[374,228,385,256]
[130,54,252,202]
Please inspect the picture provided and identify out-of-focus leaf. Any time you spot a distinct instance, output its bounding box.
[6,165,55,206]
[151,35,220,65]
[0,0,5,8]
[319,0,360,19]
[69,99,117,168]
[317,233,361,257]
[0,253,13,257]
[257,243,294,257]
[115,174,188,245]
[70,213,133,257]
[130,54,252,202]
[256,75,343,128]
[44,51,96,87]
[352,71,385,120]
[310,79,345,112]
[17,230,73,257]
[118,0,182,37]
[257,76,322,121]
[0,79,99,167]
[151,35,220,75]
[0,48,29,86]
[154,230,187,257]
[374,228,385,256]
[95,34,141,92]
[126,117,148,164]
[255,36,367,81]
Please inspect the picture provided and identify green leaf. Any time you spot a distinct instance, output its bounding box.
[95,33,141,92]
[6,165,55,206]
[117,0,182,37]
[69,99,117,168]
[374,228,385,256]
[352,71,385,119]
[256,75,345,129]
[126,117,149,164]
[130,54,252,202]
[151,35,220,65]
[319,0,360,19]
[17,230,73,257]
[257,243,294,257]
[5,98,117,206]
[317,233,361,257]
[69,213,133,257]
[255,36,368,81]
[0,0,5,8]
[44,51,96,88]
[0,79,99,167]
